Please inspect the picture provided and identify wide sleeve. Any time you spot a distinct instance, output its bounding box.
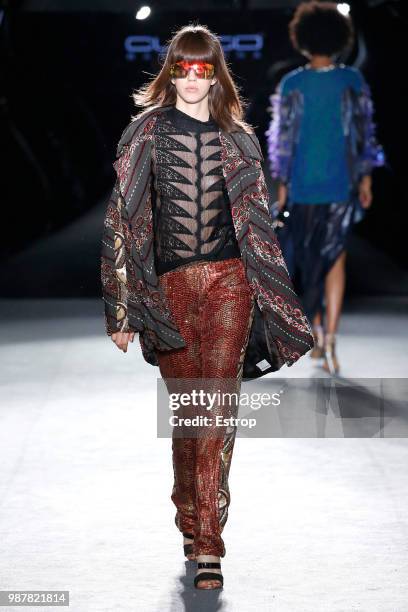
[265,81,296,184]
[355,76,386,177]
[100,168,132,336]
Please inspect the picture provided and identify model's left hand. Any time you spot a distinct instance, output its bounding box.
[359,175,373,209]
[277,183,288,210]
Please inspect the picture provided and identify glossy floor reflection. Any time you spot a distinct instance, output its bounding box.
[0,297,407,611]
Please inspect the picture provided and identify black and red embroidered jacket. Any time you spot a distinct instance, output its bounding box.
[101,105,314,379]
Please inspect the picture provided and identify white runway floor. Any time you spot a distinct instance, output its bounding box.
[0,297,407,612]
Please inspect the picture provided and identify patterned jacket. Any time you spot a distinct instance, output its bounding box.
[101,105,314,379]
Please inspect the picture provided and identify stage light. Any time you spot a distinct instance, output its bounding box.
[337,3,351,16]
[135,5,151,20]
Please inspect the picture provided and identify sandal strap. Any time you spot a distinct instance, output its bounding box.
[197,562,221,569]
[194,572,223,587]
[194,572,223,586]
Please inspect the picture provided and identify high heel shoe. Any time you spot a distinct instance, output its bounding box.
[183,532,196,561]
[310,325,324,359]
[194,561,224,589]
[322,333,340,374]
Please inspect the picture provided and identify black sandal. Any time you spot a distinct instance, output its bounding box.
[194,562,224,589]
[183,532,195,559]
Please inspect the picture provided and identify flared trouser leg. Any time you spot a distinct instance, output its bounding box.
[155,257,254,557]
[156,268,202,538]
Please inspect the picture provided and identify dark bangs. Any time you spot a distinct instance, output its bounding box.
[169,30,218,67]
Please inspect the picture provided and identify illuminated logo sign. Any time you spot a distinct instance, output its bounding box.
[124,34,263,61]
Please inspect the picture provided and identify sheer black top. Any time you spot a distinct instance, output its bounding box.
[151,105,241,276]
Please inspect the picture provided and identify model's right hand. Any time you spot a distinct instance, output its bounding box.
[359,175,373,209]
[277,183,288,210]
[111,331,135,353]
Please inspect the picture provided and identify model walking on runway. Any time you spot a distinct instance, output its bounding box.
[101,24,313,590]
[266,1,384,374]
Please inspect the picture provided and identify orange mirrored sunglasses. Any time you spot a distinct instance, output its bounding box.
[170,60,215,80]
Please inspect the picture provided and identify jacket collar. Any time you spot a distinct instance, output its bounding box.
[116,105,264,163]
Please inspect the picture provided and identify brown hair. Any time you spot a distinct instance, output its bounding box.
[131,23,253,133]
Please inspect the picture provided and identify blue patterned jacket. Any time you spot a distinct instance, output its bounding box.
[266,64,385,222]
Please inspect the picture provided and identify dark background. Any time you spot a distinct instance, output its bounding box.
[1,0,406,297]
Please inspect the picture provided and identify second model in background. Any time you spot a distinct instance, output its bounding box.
[266,0,385,374]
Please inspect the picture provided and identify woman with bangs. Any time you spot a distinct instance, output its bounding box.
[101,23,314,590]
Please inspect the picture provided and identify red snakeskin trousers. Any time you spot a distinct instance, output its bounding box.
[155,257,255,558]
